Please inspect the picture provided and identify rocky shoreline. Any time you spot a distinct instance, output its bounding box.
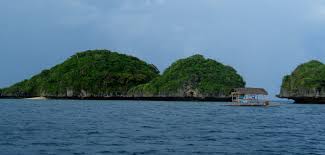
[277,96,325,104]
[277,89,325,103]
[0,95,232,102]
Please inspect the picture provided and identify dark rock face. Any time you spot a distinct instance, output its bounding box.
[278,60,325,103]
[278,88,325,103]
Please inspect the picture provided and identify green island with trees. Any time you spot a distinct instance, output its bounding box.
[129,54,245,100]
[278,60,325,103]
[0,50,159,98]
[0,50,246,101]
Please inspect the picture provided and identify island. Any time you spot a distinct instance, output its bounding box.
[128,54,246,101]
[0,50,159,99]
[0,50,246,101]
[278,60,325,103]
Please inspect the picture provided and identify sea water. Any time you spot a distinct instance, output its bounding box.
[0,99,325,155]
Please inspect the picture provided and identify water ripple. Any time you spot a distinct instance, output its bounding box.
[0,100,325,154]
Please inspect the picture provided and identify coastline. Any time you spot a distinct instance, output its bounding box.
[277,95,325,104]
[0,96,232,102]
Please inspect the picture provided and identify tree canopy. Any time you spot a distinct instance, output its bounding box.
[281,60,325,91]
[129,54,245,97]
[0,50,159,97]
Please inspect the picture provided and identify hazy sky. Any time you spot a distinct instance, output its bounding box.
[1,0,325,98]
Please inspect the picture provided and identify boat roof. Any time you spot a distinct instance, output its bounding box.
[231,88,268,95]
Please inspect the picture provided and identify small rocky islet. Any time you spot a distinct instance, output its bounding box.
[129,54,245,101]
[278,60,325,103]
[0,50,245,101]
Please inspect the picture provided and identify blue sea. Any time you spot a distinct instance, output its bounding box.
[0,99,325,155]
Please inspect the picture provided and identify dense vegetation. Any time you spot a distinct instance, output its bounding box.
[281,60,325,92]
[129,54,245,97]
[0,50,159,97]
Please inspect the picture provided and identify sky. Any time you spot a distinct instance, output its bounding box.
[1,0,325,98]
